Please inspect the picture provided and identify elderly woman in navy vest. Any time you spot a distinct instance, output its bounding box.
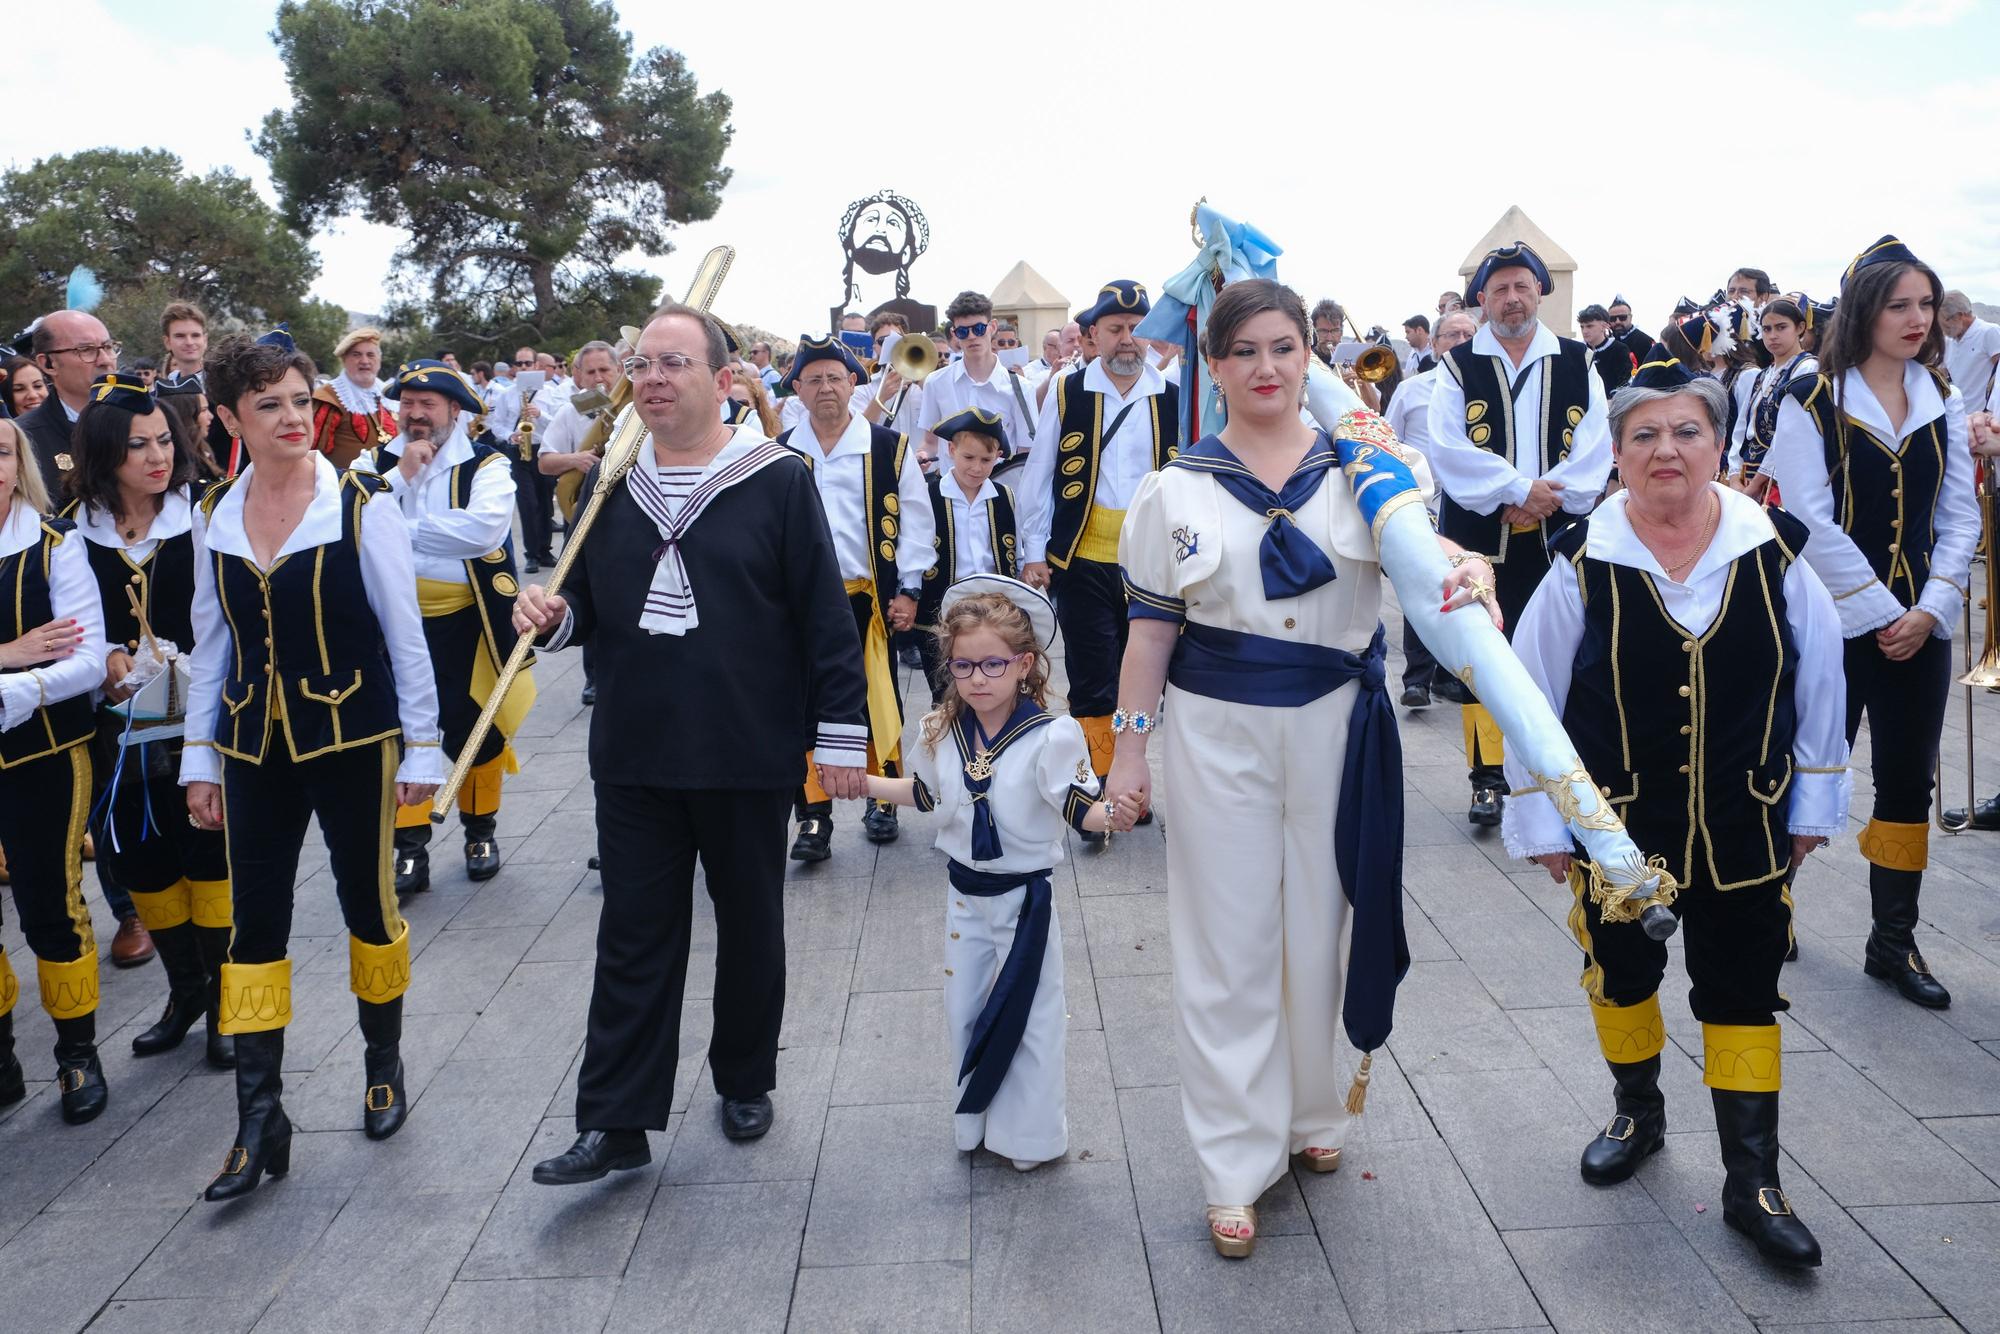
[1764,237,1977,1012]
[1109,280,1497,1258]
[181,332,445,1201]
[1505,354,1847,1269]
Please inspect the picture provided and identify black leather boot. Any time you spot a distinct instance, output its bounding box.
[1467,767,1505,827]
[394,824,431,896]
[196,927,236,1070]
[533,1129,650,1184]
[51,1015,107,1125]
[357,997,407,1140]
[1864,866,1950,1008]
[205,1029,291,1201]
[0,1011,24,1106]
[461,813,500,882]
[790,802,833,862]
[1580,1056,1667,1184]
[131,923,206,1057]
[1713,1089,1821,1268]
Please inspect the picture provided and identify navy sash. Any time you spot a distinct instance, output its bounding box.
[1167,620,1410,1052]
[946,859,1054,1115]
[1169,435,1339,599]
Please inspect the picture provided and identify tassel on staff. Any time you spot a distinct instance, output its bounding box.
[1346,1050,1373,1116]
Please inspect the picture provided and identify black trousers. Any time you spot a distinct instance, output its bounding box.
[222,738,403,964]
[577,784,792,1130]
[1843,633,1951,824]
[512,456,554,562]
[1401,617,1438,691]
[915,627,949,704]
[1570,866,1790,1027]
[423,604,507,770]
[0,744,95,964]
[1050,558,1127,718]
[96,767,228,894]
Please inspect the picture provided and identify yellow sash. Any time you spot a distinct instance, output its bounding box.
[415,576,537,745]
[1075,505,1126,565]
[846,576,902,766]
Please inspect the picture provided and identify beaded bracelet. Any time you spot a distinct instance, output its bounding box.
[1110,708,1157,734]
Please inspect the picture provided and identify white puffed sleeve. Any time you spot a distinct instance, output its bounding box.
[1037,714,1100,831]
[1783,555,1852,838]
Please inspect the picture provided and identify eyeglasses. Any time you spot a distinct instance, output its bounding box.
[513,358,533,366]
[951,322,990,340]
[796,373,851,390]
[47,341,121,360]
[622,352,714,379]
[946,654,1025,679]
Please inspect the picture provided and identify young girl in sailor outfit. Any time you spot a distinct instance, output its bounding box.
[867,575,1122,1169]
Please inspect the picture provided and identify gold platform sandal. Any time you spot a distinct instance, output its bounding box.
[1206,1204,1257,1259]
[1299,1146,1342,1173]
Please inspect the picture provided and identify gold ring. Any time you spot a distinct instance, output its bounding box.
[1467,578,1495,601]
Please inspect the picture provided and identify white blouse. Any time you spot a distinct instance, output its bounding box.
[74,488,195,662]
[909,711,1099,875]
[179,453,445,786]
[0,501,108,732]
[1501,485,1851,858]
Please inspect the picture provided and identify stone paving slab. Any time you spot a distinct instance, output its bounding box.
[5,600,2000,1331]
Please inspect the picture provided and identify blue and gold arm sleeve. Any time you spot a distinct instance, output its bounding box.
[1064,784,1100,833]
[1122,568,1186,624]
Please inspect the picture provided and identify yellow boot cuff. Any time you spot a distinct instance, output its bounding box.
[189,879,233,930]
[128,880,194,931]
[0,950,18,1016]
[349,924,411,1005]
[394,798,432,831]
[217,959,292,1034]
[1077,715,1115,779]
[1702,1023,1782,1092]
[457,752,507,817]
[1461,704,1504,769]
[1590,995,1667,1062]
[1857,819,1928,872]
[37,953,100,1020]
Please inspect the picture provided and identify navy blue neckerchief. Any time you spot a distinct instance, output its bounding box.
[1167,620,1410,1054]
[1168,432,1340,600]
[946,859,1053,1115]
[951,697,1052,862]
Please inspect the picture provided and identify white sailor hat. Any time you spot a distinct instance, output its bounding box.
[939,574,1056,653]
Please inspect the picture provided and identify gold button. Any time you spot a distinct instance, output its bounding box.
[1768,779,1779,791]
[126,639,138,651]
[264,664,274,674]
[943,968,954,976]
[1599,786,1610,797]
[1681,640,1695,652]
[949,932,960,940]
[1284,617,1296,630]
[1891,489,1903,498]
[1892,519,1902,529]
[1889,543,1899,553]
[1678,685,1691,697]
[1678,764,1691,775]
[955,901,965,909]
[1680,725,1692,736]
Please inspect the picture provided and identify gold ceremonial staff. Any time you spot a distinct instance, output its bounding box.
[430,245,737,821]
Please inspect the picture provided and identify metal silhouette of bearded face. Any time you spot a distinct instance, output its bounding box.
[838,189,930,303]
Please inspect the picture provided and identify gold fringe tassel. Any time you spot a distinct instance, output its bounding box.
[1345,1051,1374,1115]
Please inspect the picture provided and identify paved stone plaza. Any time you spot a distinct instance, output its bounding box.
[4,591,2000,1333]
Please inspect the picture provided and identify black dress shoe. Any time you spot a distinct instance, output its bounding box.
[1579,1057,1666,1185]
[722,1094,773,1140]
[1864,938,1951,1008]
[1941,792,2000,831]
[1399,684,1431,708]
[533,1129,650,1184]
[394,827,431,896]
[462,814,501,882]
[1432,674,1475,705]
[132,987,205,1057]
[862,802,899,845]
[1467,787,1503,827]
[523,557,541,574]
[54,1042,108,1125]
[790,816,832,862]
[580,682,597,707]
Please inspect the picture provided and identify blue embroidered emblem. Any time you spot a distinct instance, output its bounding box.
[1172,526,1199,562]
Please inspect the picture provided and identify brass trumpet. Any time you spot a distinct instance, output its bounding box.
[1345,314,1400,383]
[888,330,940,385]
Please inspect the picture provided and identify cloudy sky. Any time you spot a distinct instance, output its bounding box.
[10,0,1999,339]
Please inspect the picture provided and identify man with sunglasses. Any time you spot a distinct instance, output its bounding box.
[1607,297,1652,367]
[912,292,1039,472]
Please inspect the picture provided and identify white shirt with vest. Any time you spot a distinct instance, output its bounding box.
[0,500,107,733]
[1018,360,1171,564]
[938,467,1004,578]
[1424,320,1613,516]
[1945,316,2000,414]
[351,424,516,587]
[790,412,936,590]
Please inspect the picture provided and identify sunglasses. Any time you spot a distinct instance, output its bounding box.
[951,322,990,340]
[946,653,1025,679]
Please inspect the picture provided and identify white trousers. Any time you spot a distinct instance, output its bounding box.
[1162,681,1356,1206]
[945,884,1069,1163]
